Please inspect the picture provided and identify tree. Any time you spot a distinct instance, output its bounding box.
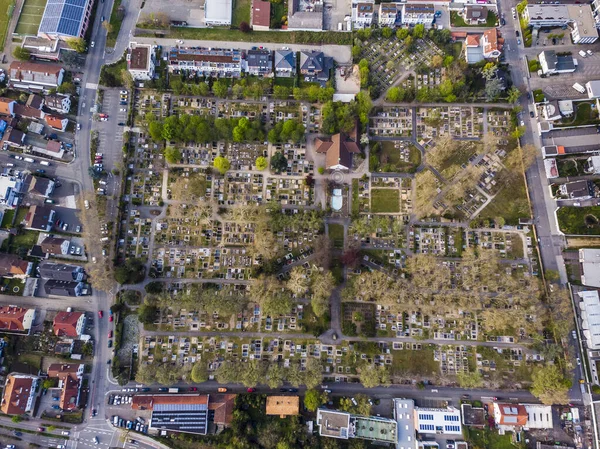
[138,304,158,324]
[457,371,483,388]
[271,151,288,172]
[304,389,328,412]
[255,156,268,170]
[396,28,409,40]
[431,54,443,68]
[191,362,208,383]
[13,47,30,61]
[57,82,77,95]
[351,45,361,60]
[507,86,521,103]
[531,364,571,405]
[212,80,228,98]
[213,156,231,174]
[135,363,157,384]
[359,364,390,388]
[102,20,113,33]
[340,394,371,416]
[164,147,182,164]
[266,363,285,388]
[413,23,425,39]
[66,37,86,53]
[288,267,310,294]
[382,27,393,38]
[386,86,405,102]
[240,21,251,32]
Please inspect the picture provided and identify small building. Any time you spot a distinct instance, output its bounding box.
[0,174,23,207]
[464,5,489,25]
[585,155,600,174]
[401,3,435,27]
[44,279,85,297]
[0,97,16,116]
[578,290,600,349]
[524,404,553,430]
[205,0,233,25]
[246,50,273,76]
[252,0,271,30]
[266,396,299,417]
[580,249,600,288]
[41,236,70,255]
[3,127,26,149]
[559,179,595,200]
[393,399,417,449]
[315,127,360,171]
[127,42,156,81]
[26,94,44,110]
[14,103,44,120]
[586,80,600,99]
[287,0,323,31]
[274,50,296,77]
[541,100,562,121]
[44,94,71,114]
[493,403,528,432]
[379,3,399,26]
[539,50,576,75]
[316,409,397,443]
[53,311,86,337]
[331,188,343,211]
[25,175,55,198]
[9,61,64,91]
[24,205,55,231]
[47,363,84,411]
[45,114,68,132]
[415,407,462,435]
[316,409,351,439]
[39,261,85,282]
[352,0,375,28]
[0,254,33,279]
[0,306,36,334]
[0,374,39,415]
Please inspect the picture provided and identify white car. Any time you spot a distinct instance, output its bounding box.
[76,123,81,130]
[93,437,99,445]
[120,90,128,95]
[62,431,70,436]
[588,49,593,56]
[91,41,95,48]
[120,108,126,112]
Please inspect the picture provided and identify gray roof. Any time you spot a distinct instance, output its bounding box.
[38,0,92,38]
[300,50,325,72]
[39,262,84,282]
[246,50,272,69]
[274,50,295,70]
[44,279,82,297]
[557,55,575,71]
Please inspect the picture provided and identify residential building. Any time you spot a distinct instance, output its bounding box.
[414,407,462,435]
[252,0,271,30]
[266,396,299,417]
[315,127,360,170]
[493,403,528,432]
[127,42,156,81]
[586,155,600,174]
[300,50,333,84]
[569,5,599,43]
[9,61,64,90]
[0,306,36,333]
[541,100,562,121]
[379,3,399,26]
[133,394,210,435]
[464,28,503,64]
[204,0,232,25]
[316,410,351,439]
[580,249,600,289]
[208,394,236,429]
[14,103,44,120]
[393,399,417,449]
[525,3,598,43]
[3,127,26,149]
[586,80,600,99]
[401,3,435,27]
[168,47,242,77]
[0,374,39,415]
[524,404,553,430]
[39,262,86,281]
[47,363,84,411]
[0,254,33,279]
[464,34,484,64]
[44,279,85,297]
[538,50,576,75]
[287,0,323,31]
[524,4,570,28]
[245,50,273,76]
[24,205,55,231]
[578,290,600,350]
[559,180,595,200]
[352,0,375,28]
[274,50,296,77]
[41,236,70,255]
[45,114,68,132]
[38,0,94,39]
[26,94,44,110]
[0,174,23,207]
[464,5,489,25]
[53,311,86,337]
[44,94,71,114]
[316,409,397,443]
[0,97,16,116]
[25,175,55,198]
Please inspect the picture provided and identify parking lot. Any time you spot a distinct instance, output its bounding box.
[139,0,206,27]
[323,0,351,31]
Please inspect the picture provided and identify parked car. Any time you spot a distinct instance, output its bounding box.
[247,388,256,393]
[108,330,113,338]
[98,310,103,318]
[218,387,228,392]
[108,340,113,348]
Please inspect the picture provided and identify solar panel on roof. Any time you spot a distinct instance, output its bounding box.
[38,0,88,36]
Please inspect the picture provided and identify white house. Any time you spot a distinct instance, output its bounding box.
[578,289,600,350]
[538,50,576,75]
[401,3,435,27]
[352,0,375,28]
[44,94,71,114]
[127,43,155,81]
[378,3,399,26]
[204,0,233,25]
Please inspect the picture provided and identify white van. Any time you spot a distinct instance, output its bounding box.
[579,50,587,58]
[23,157,34,163]
[40,160,50,166]
[573,83,586,94]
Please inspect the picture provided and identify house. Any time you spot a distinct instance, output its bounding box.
[559,180,595,200]
[493,403,528,432]
[209,394,236,429]
[26,94,44,110]
[204,0,232,25]
[352,0,375,28]
[25,175,55,198]
[0,174,23,207]
[415,406,462,435]
[586,80,600,99]
[44,279,85,297]
[379,3,399,26]
[401,3,435,27]
[41,236,70,255]
[541,100,562,121]
[47,363,84,411]
[577,289,600,349]
[14,103,44,120]
[524,404,553,429]
[525,3,598,43]
[0,306,36,333]
[9,61,64,90]
[44,94,71,114]
[53,311,86,337]
[127,42,156,81]
[252,0,271,30]
[524,4,570,28]
[39,262,86,282]
[539,50,576,75]
[315,127,360,171]
[316,409,398,443]
[274,50,296,77]
[45,114,68,132]
[0,374,39,415]
[316,409,351,439]
[266,396,299,417]
[569,4,598,43]
[464,34,484,64]
[464,5,489,25]
[0,97,16,116]
[24,205,55,231]
[3,127,26,149]
[168,47,242,77]
[585,155,600,174]
[464,29,503,64]
[38,0,94,39]
[287,0,323,31]
[300,50,333,84]
[0,254,33,279]
[246,50,273,76]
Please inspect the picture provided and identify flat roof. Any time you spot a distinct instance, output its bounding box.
[151,402,208,434]
[129,44,150,71]
[38,0,91,37]
[352,416,397,443]
[578,290,600,349]
[526,4,569,21]
[568,4,598,38]
[317,409,350,439]
[205,0,232,22]
[545,129,600,153]
[394,399,417,449]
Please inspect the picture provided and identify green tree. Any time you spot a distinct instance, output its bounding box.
[507,86,522,103]
[137,304,158,324]
[413,23,425,39]
[66,37,86,53]
[396,28,409,40]
[271,151,288,172]
[351,45,362,60]
[382,27,393,38]
[386,87,405,102]
[304,389,328,412]
[57,82,77,95]
[11,415,22,423]
[213,156,231,174]
[212,80,228,98]
[255,156,268,170]
[531,364,571,405]
[164,147,182,164]
[13,47,30,61]
[457,371,483,388]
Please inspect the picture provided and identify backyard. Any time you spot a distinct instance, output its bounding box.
[450,10,497,27]
[371,189,400,213]
[557,102,600,128]
[557,206,600,235]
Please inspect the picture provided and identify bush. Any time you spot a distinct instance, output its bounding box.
[114,258,146,284]
[145,281,163,294]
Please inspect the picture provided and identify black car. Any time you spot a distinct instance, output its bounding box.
[118,122,125,126]
[515,30,520,37]
[500,18,506,25]
[530,111,535,118]
[288,388,298,393]
[526,92,531,100]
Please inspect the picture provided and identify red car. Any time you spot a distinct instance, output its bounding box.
[109,315,113,322]
[247,388,256,393]
[189,387,197,391]
[98,310,103,318]
[108,330,113,338]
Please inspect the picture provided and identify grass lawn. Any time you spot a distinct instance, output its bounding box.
[480,172,530,225]
[556,102,600,127]
[270,0,286,28]
[450,10,497,27]
[106,0,123,47]
[0,0,15,48]
[274,76,296,88]
[1,209,14,228]
[557,206,600,235]
[371,189,400,213]
[391,347,439,377]
[17,353,42,370]
[2,278,24,296]
[465,428,520,449]
[232,0,251,28]
[14,0,42,37]
[329,223,344,249]
[372,141,421,173]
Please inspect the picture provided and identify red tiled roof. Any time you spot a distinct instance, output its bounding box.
[252,0,271,27]
[53,311,83,337]
[0,306,29,331]
[1,374,36,415]
[209,394,236,425]
[45,115,66,130]
[496,403,528,427]
[0,98,14,116]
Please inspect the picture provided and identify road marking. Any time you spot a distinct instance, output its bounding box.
[86,83,98,90]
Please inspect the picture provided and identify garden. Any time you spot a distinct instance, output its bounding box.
[557,206,600,235]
